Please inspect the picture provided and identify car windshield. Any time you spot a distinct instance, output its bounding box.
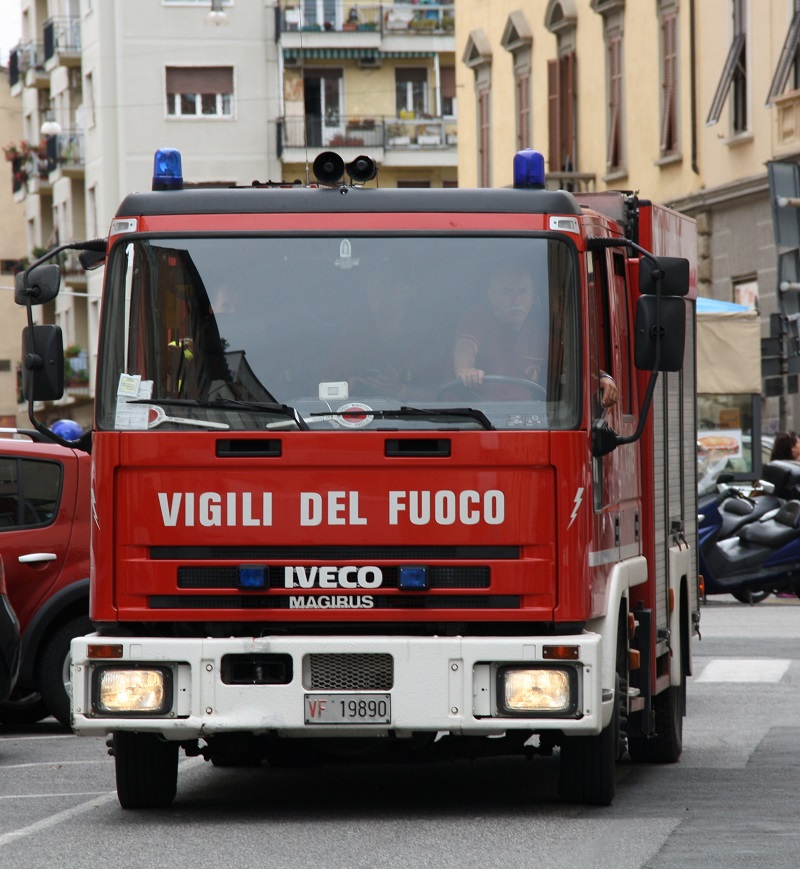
[97,235,581,431]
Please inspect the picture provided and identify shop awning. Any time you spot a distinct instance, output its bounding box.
[696,297,761,394]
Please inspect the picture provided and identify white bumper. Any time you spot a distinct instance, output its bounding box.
[71,633,606,740]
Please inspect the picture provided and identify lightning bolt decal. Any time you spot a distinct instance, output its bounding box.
[568,487,584,528]
[91,487,100,531]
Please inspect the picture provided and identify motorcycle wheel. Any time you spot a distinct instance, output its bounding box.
[732,590,772,605]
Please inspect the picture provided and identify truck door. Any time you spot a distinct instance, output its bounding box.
[587,247,640,612]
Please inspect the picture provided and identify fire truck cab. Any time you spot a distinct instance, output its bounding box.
[17,148,698,809]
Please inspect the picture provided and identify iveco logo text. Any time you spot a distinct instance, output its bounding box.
[284,566,382,589]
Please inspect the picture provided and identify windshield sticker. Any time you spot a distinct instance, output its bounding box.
[115,375,153,430]
[335,402,374,428]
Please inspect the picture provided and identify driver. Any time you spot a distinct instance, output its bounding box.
[454,264,618,406]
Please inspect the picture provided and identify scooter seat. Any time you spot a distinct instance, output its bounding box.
[739,500,800,548]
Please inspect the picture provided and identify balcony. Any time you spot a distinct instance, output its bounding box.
[43,17,82,69]
[279,1,454,38]
[279,113,456,167]
[9,42,47,92]
[774,90,800,157]
[544,172,596,193]
[45,130,85,178]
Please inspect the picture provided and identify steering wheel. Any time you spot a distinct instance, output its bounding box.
[436,375,547,401]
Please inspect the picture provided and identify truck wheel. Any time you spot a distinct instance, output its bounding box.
[113,731,179,809]
[36,615,93,727]
[628,680,684,763]
[558,673,619,806]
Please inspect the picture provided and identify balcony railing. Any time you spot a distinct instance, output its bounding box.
[544,172,596,193]
[44,17,81,63]
[9,42,46,87]
[279,1,454,35]
[46,130,85,171]
[280,114,456,151]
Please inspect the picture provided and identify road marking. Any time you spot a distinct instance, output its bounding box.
[695,658,791,683]
[1,760,110,770]
[0,790,119,848]
[0,792,108,799]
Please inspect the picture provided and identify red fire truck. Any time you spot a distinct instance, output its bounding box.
[16,148,698,809]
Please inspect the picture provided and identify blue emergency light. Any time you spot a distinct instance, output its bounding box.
[152,148,184,191]
[398,565,429,590]
[238,564,267,590]
[513,149,546,189]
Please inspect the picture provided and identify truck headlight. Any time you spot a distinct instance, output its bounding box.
[497,666,577,716]
[93,667,173,715]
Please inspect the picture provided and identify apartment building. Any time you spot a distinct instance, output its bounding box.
[455,0,800,455]
[6,0,457,426]
[8,0,284,426]
[276,0,457,187]
[0,66,28,427]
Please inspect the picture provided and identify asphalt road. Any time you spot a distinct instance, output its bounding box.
[0,596,799,869]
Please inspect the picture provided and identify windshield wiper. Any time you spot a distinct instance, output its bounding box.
[308,406,495,431]
[126,398,309,430]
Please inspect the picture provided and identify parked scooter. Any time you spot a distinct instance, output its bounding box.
[699,461,800,603]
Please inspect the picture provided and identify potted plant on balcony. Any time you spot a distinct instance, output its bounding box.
[3,142,21,161]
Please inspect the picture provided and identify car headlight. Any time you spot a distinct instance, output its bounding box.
[497,666,577,716]
[93,667,173,715]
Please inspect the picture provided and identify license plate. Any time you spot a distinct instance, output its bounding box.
[304,693,391,725]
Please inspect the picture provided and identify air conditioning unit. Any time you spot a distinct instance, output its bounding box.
[357,56,382,69]
[283,56,302,69]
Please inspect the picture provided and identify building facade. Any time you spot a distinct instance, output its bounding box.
[0,66,28,427]
[455,0,800,447]
[6,0,458,427]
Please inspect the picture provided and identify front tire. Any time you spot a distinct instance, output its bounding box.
[558,673,619,806]
[113,732,179,809]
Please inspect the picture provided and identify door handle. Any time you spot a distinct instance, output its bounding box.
[18,553,58,564]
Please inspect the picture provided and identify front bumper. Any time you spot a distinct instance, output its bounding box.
[71,633,606,740]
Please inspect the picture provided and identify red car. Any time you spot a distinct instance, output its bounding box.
[0,433,91,726]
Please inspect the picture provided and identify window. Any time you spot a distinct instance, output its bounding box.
[659,8,679,155]
[516,71,531,151]
[501,11,533,152]
[463,29,492,187]
[591,0,625,174]
[706,0,747,132]
[440,66,456,117]
[478,88,490,187]
[0,458,61,529]
[166,67,233,118]
[606,33,623,171]
[767,0,800,104]
[395,68,428,117]
[546,2,578,173]
[547,53,576,172]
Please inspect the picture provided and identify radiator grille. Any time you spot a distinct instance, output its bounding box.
[306,653,393,691]
[177,566,490,589]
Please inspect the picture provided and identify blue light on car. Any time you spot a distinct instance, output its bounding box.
[398,565,429,590]
[513,149,546,189]
[238,565,267,590]
[152,148,184,191]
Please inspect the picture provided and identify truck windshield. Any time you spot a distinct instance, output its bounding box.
[97,235,581,432]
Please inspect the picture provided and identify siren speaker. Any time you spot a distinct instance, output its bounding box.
[313,151,345,185]
[346,155,378,183]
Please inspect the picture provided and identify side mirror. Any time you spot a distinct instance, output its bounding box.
[634,295,686,371]
[639,256,690,297]
[79,249,106,271]
[21,325,64,401]
[15,264,62,306]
